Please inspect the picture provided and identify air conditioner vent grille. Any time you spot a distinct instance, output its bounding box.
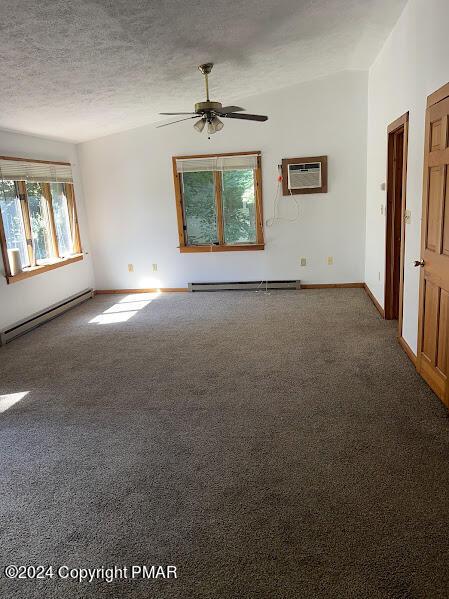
[288,162,321,189]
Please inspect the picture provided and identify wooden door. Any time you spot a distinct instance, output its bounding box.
[385,113,408,331]
[392,131,404,319]
[417,87,449,407]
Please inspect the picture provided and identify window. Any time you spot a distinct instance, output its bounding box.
[183,171,218,245]
[172,152,264,252]
[0,180,28,267]
[0,157,82,283]
[50,183,74,257]
[27,182,53,262]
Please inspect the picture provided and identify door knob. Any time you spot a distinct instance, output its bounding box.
[413,259,425,267]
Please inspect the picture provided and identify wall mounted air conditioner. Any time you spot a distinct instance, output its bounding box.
[287,162,322,190]
[281,155,328,195]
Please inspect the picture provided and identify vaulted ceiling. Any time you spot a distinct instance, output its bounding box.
[0,0,406,142]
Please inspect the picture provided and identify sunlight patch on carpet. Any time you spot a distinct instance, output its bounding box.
[89,292,160,324]
[0,392,29,413]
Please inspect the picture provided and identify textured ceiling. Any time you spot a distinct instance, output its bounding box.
[0,0,406,143]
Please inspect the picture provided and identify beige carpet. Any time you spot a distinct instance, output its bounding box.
[1,289,448,598]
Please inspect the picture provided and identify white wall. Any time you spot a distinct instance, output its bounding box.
[0,130,94,330]
[365,0,449,353]
[79,70,367,290]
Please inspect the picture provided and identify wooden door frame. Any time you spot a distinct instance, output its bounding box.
[384,112,409,336]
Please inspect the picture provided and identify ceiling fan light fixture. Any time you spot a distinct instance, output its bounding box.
[193,117,206,132]
[207,116,224,135]
[214,117,224,132]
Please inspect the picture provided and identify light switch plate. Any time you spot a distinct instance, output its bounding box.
[404,209,411,224]
[152,263,158,272]
[327,256,333,266]
[128,264,134,272]
[300,258,307,267]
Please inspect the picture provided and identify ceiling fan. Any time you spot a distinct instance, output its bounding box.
[157,63,268,135]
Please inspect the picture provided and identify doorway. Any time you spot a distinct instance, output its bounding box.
[384,112,408,336]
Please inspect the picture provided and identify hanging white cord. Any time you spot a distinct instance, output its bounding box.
[266,171,300,227]
[250,162,270,294]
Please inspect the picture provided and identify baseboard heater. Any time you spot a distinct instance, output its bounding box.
[188,280,301,292]
[0,288,94,346]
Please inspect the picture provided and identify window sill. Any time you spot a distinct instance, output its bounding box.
[180,244,265,253]
[6,254,84,284]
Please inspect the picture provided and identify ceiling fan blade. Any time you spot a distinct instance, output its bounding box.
[219,106,245,113]
[156,116,199,128]
[221,112,268,122]
[159,112,198,115]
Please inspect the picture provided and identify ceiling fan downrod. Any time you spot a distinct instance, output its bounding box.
[198,63,214,102]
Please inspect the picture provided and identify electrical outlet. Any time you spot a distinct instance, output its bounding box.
[327,256,333,266]
[404,209,411,224]
[128,264,134,272]
[381,204,384,215]
[300,257,307,267]
[152,263,158,272]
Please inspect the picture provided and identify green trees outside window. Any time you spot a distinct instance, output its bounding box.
[26,182,52,262]
[182,171,218,245]
[180,167,258,247]
[222,169,256,244]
